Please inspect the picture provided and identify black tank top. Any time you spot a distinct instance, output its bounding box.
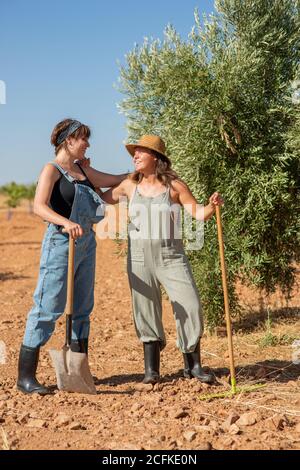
[50,163,95,219]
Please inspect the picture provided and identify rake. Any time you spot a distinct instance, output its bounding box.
[199,205,266,400]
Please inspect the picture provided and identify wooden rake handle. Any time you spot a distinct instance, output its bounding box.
[215,205,237,393]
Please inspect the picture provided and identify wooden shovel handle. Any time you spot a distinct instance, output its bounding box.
[65,237,75,317]
[215,205,236,392]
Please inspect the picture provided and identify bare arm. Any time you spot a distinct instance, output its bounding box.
[100,179,133,205]
[172,180,223,221]
[33,164,83,238]
[80,166,128,188]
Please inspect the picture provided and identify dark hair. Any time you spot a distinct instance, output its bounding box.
[51,118,91,155]
[129,149,178,187]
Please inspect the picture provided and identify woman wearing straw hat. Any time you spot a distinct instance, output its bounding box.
[17,119,128,395]
[97,135,223,384]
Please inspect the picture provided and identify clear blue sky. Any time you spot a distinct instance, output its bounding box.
[0,0,215,185]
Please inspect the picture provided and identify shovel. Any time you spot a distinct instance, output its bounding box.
[49,237,97,394]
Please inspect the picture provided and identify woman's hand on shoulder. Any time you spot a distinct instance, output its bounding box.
[75,157,90,168]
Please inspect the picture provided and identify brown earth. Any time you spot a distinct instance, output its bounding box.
[0,209,300,451]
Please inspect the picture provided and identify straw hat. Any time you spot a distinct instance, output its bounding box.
[125,134,168,159]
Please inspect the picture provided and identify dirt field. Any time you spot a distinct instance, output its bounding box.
[0,208,300,451]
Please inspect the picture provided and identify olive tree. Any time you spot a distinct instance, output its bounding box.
[118,0,300,327]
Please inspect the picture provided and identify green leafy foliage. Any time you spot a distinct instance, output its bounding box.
[1,182,28,209]
[1,182,37,213]
[258,311,298,347]
[118,0,300,328]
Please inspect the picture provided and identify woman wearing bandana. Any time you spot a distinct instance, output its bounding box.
[17,119,128,395]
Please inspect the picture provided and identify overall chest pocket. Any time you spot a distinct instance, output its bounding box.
[130,248,145,265]
[80,203,105,224]
[77,186,106,224]
[160,246,185,267]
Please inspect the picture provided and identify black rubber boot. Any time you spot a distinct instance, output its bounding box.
[70,338,88,354]
[143,341,160,384]
[183,342,214,384]
[17,345,52,395]
[183,353,192,378]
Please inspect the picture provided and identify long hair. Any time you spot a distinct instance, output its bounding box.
[129,150,178,187]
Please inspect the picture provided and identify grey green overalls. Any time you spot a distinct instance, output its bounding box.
[127,185,204,353]
[23,162,105,348]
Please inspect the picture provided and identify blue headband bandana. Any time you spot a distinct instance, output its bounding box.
[56,120,82,145]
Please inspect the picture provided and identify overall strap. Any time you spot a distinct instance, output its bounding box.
[48,161,76,184]
[166,186,172,203]
[75,162,95,190]
[129,185,139,208]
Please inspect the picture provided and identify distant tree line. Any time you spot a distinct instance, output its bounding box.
[0,182,36,219]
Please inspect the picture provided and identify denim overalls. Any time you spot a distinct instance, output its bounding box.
[23,162,105,348]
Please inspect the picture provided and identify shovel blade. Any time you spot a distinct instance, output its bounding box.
[49,347,97,395]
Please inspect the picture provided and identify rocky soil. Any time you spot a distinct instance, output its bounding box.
[0,210,300,450]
